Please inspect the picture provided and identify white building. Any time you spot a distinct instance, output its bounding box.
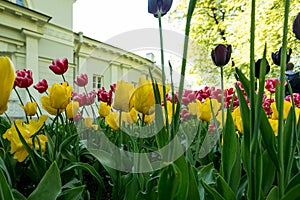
[0,0,161,118]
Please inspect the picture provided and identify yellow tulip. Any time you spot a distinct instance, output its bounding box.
[2,115,48,162]
[84,117,98,130]
[268,119,278,136]
[271,101,292,120]
[66,101,80,119]
[216,110,227,128]
[40,96,64,115]
[197,98,220,122]
[20,102,37,116]
[98,102,111,118]
[105,111,119,130]
[188,101,198,115]
[49,82,72,109]
[144,113,155,124]
[232,107,243,133]
[133,78,168,115]
[163,101,176,124]
[0,57,15,114]
[113,80,135,112]
[122,107,138,125]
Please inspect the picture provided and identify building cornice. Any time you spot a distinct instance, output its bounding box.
[0,0,51,25]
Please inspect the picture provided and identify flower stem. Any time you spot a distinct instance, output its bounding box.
[158,12,169,135]
[220,67,225,128]
[14,88,28,123]
[25,88,42,117]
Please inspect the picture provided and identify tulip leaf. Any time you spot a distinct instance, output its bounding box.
[0,168,14,200]
[235,67,250,98]
[265,186,279,200]
[27,162,61,200]
[12,189,27,200]
[286,172,300,193]
[216,175,236,200]
[201,179,225,200]
[0,156,11,186]
[259,109,280,170]
[59,134,78,152]
[158,163,181,200]
[229,138,241,194]
[281,185,300,200]
[262,150,276,196]
[61,162,104,190]
[197,162,217,200]
[174,156,189,200]
[221,110,237,183]
[187,162,200,200]
[124,174,139,200]
[57,185,85,200]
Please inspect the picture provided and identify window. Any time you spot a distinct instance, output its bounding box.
[16,0,25,6]
[93,74,103,90]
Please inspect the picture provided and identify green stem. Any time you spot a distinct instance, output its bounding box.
[157,12,169,135]
[84,86,96,119]
[62,74,66,82]
[220,67,225,128]
[278,0,290,197]
[14,88,28,123]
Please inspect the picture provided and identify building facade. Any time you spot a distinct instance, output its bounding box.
[0,0,161,118]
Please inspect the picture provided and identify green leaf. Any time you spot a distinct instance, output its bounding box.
[229,139,241,194]
[197,162,216,200]
[124,174,139,200]
[0,168,14,200]
[187,162,200,200]
[201,179,225,200]
[286,172,300,192]
[216,175,236,200]
[0,157,11,186]
[61,162,104,190]
[221,110,237,183]
[158,164,181,200]
[265,186,279,200]
[27,162,61,200]
[281,185,300,200]
[259,109,280,170]
[262,150,276,197]
[174,156,189,200]
[235,68,250,98]
[12,189,26,200]
[57,185,85,200]
[59,134,78,152]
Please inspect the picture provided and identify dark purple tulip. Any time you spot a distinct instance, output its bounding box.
[271,47,292,66]
[293,12,300,40]
[211,44,232,67]
[255,58,270,79]
[148,0,173,17]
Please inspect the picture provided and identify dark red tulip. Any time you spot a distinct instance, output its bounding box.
[271,47,292,66]
[148,0,173,17]
[211,44,232,67]
[49,58,68,75]
[293,12,300,40]
[34,79,48,93]
[255,58,270,79]
[14,69,33,88]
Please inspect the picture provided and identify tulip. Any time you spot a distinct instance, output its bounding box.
[84,117,98,130]
[0,57,15,114]
[105,112,119,130]
[49,82,72,109]
[187,101,198,115]
[271,47,292,66]
[97,87,113,105]
[211,44,232,67]
[197,98,220,122]
[268,119,278,136]
[122,108,138,125]
[66,101,80,119]
[232,107,243,133]
[34,79,48,93]
[255,58,270,79]
[270,101,292,121]
[49,58,68,75]
[180,109,190,122]
[293,12,300,40]
[98,102,111,118]
[148,0,173,17]
[265,78,279,94]
[74,73,88,87]
[3,115,48,162]
[113,80,135,112]
[20,102,37,116]
[14,69,33,88]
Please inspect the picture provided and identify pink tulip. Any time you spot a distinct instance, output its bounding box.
[34,79,48,93]
[74,73,88,87]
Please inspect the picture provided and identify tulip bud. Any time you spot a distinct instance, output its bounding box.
[0,57,15,114]
[49,58,68,75]
[34,79,48,93]
[255,58,270,79]
[148,0,173,17]
[211,44,232,67]
[14,69,33,88]
[293,12,300,40]
[74,73,88,87]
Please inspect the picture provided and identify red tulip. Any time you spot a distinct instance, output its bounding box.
[14,69,33,88]
[74,73,88,87]
[34,79,48,93]
[49,58,68,75]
